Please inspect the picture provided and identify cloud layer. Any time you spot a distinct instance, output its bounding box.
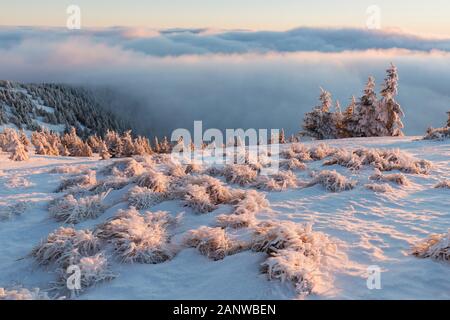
[0,26,449,137]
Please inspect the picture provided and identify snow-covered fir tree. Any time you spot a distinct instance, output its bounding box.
[377,63,404,136]
[303,88,337,139]
[352,76,378,137]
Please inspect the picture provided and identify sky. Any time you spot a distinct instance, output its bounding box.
[1,0,450,36]
[0,1,449,138]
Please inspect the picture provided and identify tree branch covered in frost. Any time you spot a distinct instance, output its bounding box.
[305,170,356,192]
[369,169,410,186]
[183,226,247,261]
[95,208,178,264]
[31,228,101,268]
[48,191,110,224]
[412,231,450,262]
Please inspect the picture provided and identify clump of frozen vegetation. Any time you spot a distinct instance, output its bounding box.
[412,231,450,262]
[223,164,258,186]
[103,159,145,179]
[306,170,356,192]
[309,143,337,160]
[95,208,177,264]
[0,201,29,221]
[56,170,97,193]
[31,228,101,268]
[434,180,450,189]
[364,183,394,193]
[48,191,110,224]
[127,186,168,210]
[323,149,362,171]
[215,190,268,229]
[183,226,246,261]
[424,127,450,141]
[0,287,50,300]
[55,253,116,294]
[90,176,130,194]
[280,158,307,171]
[136,170,170,193]
[185,161,203,174]
[50,165,88,175]
[5,175,34,189]
[281,143,311,162]
[183,184,217,213]
[255,170,298,192]
[166,161,187,178]
[252,221,339,297]
[370,169,410,186]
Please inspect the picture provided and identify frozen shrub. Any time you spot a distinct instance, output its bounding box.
[56,170,97,193]
[233,190,269,216]
[423,127,450,141]
[137,170,170,193]
[223,164,258,186]
[204,166,223,177]
[260,249,317,297]
[255,171,298,192]
[280,158,307,171]
[0,201,29,221]
[166,161,186,178]
[281,143,311,162]
[183,226,246,261]
[253,221,339,297]
[323,149,362,170]
[215,212,256,229]
[48,191,110,224]
[56,253,116,294]
[95,208,177,264]
[412,231,450,261]
[309,143,336,160]
[434,180,450,189]
[369,169,410,186]
[50,165,87,175]
[127,186,168,210]
[185,162,203,174]
[90,177,129,194]
[183,184,217,213]
[31,228,101,268]
[182,175,243,206]
[0,287,50,300]
[9,138,29,161]
[5,175,34,189]
[364,183,394,193]
[306,170,356,192]
[104,159,145,178]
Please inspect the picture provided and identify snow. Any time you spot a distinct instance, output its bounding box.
[1,136,450,300]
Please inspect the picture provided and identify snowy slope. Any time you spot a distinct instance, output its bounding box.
[0,136,449,300]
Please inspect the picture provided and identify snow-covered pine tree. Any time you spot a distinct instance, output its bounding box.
[18,129,31,149]
[303,88,337,139]
[99,141,111,160]
[378,63,404,136]
[279,129,286,144]
[353,77,378,137]
[159,137,171,153]
[446,111,450,127]
[9,137,29,161]
[121,130,136,157]
[332,100,344,138]
[153,137,161,153]
[342,96,357,138]
[133,136,152,155]
[105,130,123,158]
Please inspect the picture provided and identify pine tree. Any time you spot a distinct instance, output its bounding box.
[378,63,404,136]
[353,77,378,137]
[99,141,111,160]
[446,112,450,127]
[153,137,161,153]
[105,130,123,158]
[303,88,336,139]
[9,138,29,161]
[279,128,286,144]
[121,130,136,157]
[342,96,357,137]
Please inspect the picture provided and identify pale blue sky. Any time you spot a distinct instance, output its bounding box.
[1,0,449,36]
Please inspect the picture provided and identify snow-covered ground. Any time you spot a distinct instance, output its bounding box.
[1,136,449,300]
